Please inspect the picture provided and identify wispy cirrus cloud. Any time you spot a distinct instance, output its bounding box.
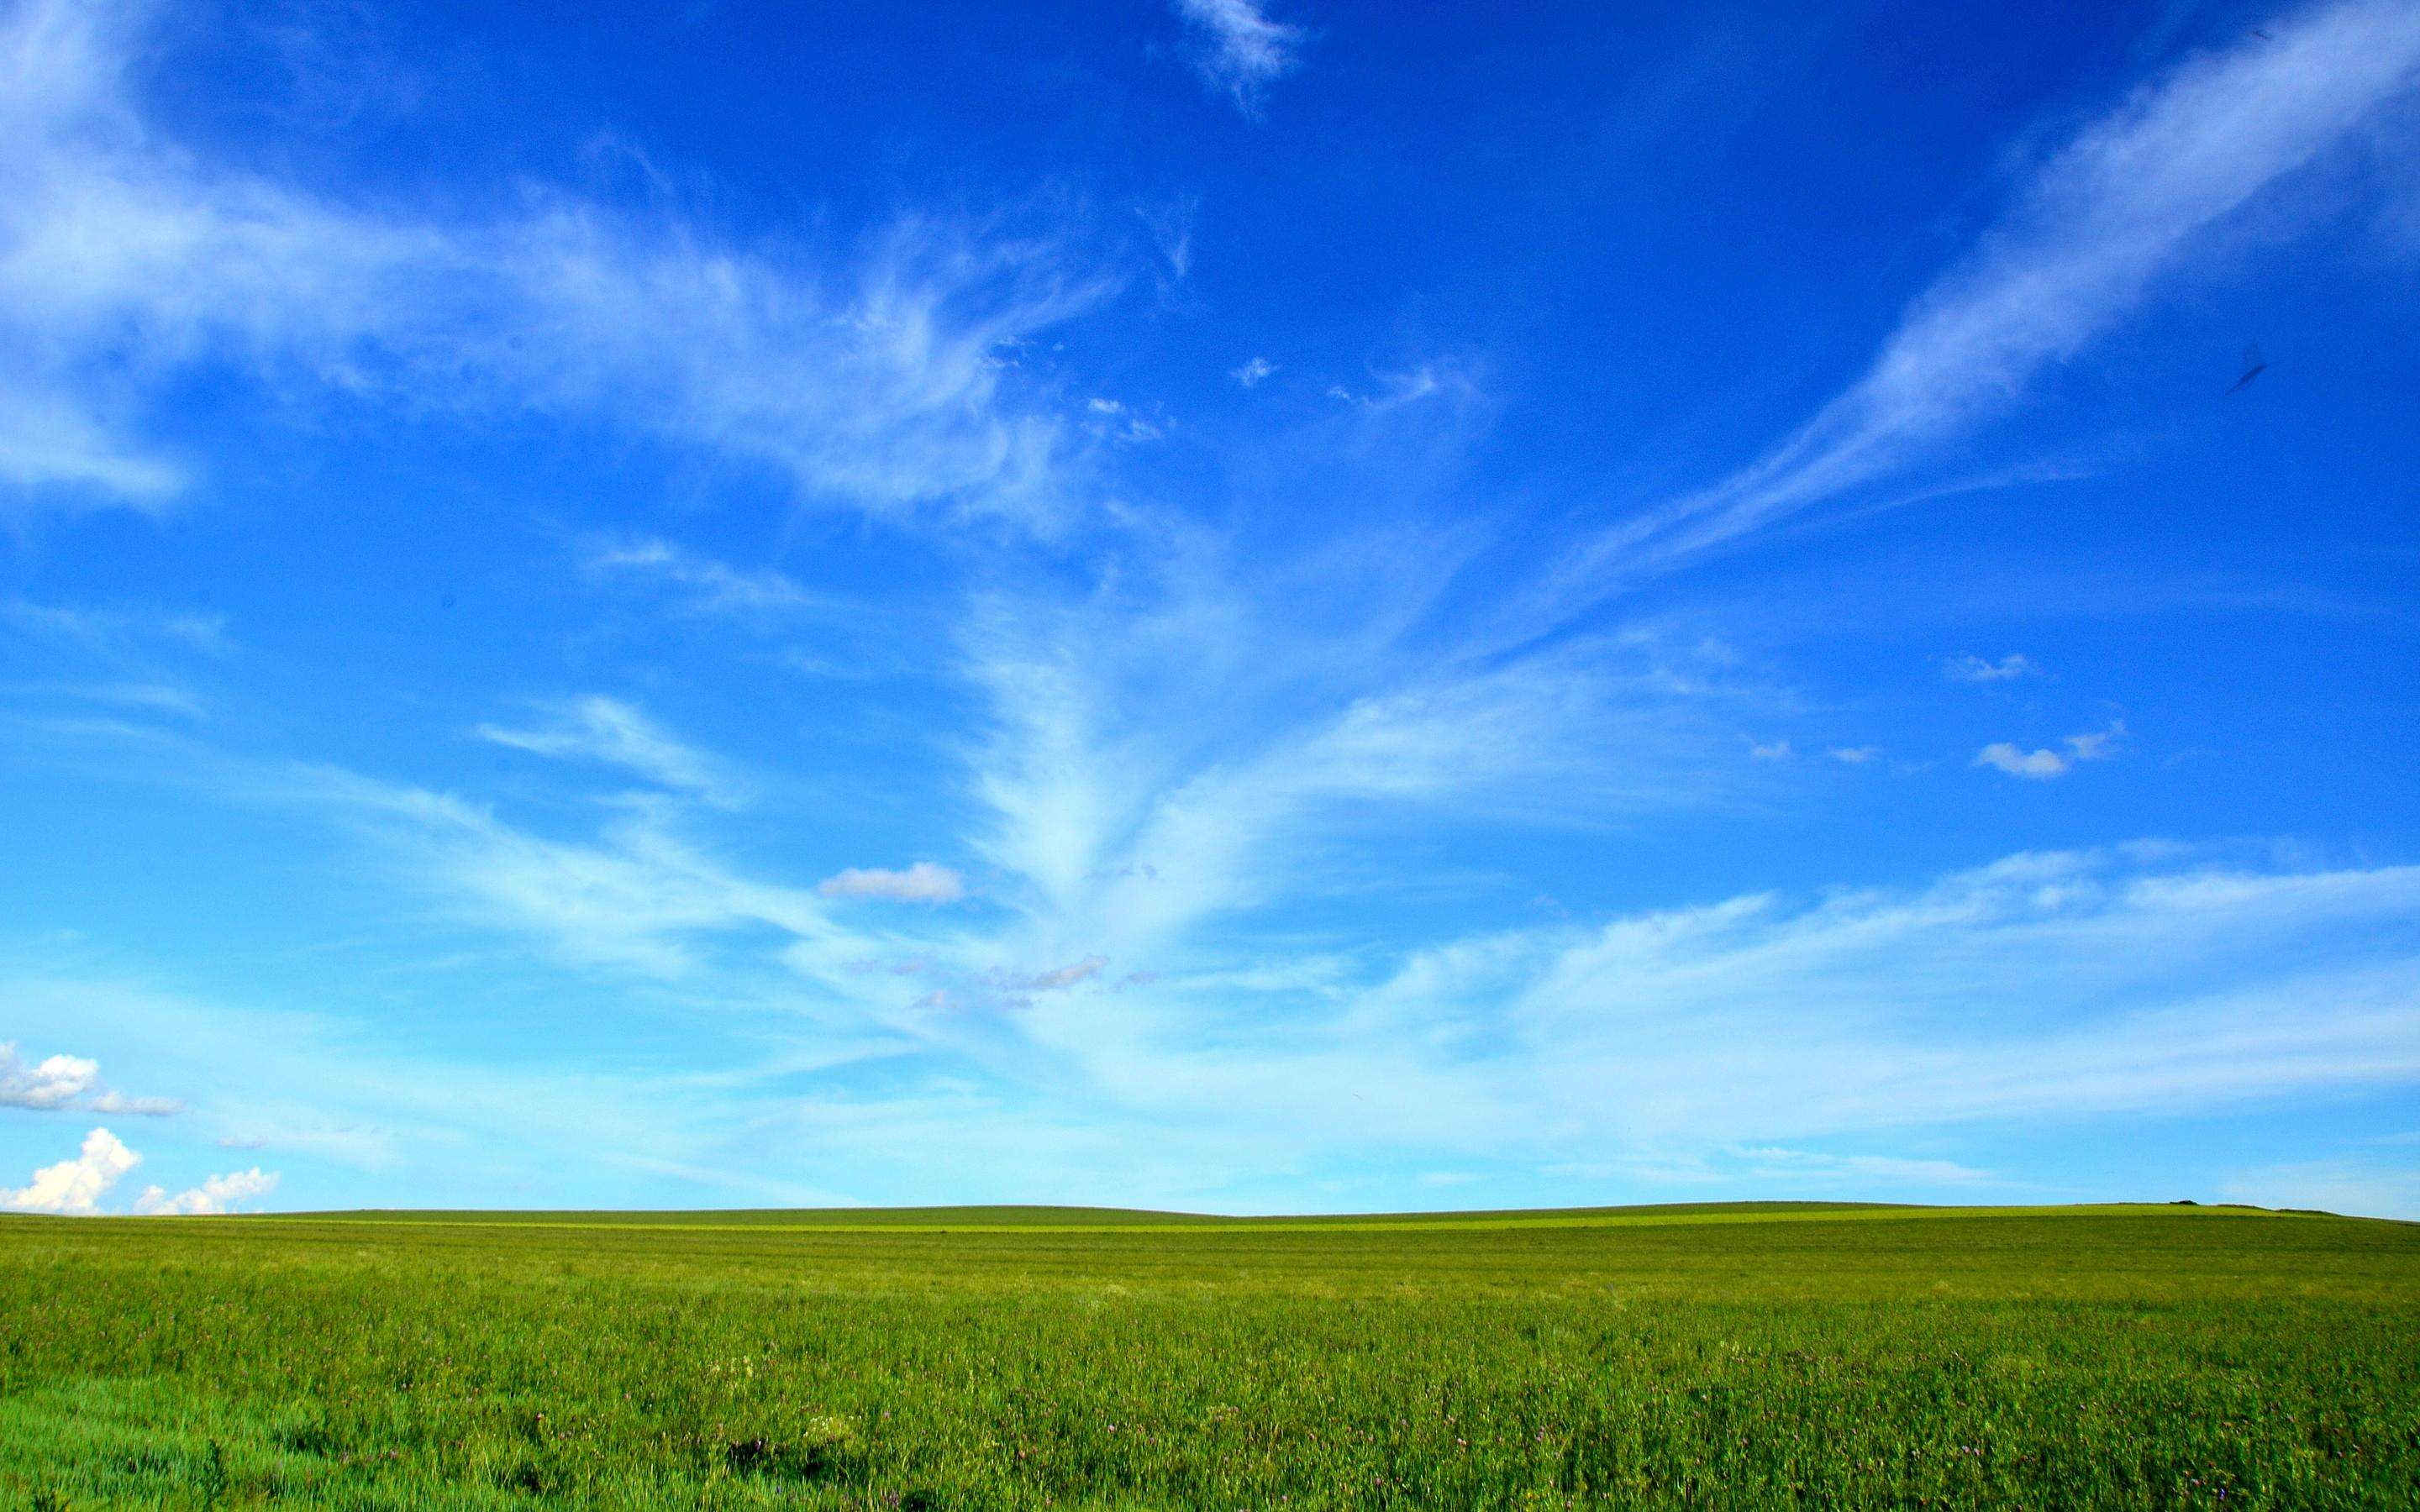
[1171,0,1306,116]
[958,561,1753,962]
[476,696,745,808]
[1549,0,2420,603]
[0,598,227,655]
[296,764,834,981]
[702,847,2420,1210]
[580,537,827,622]
[0,0,1113,525]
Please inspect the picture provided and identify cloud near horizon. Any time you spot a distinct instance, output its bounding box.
[134,1167,279,1215]
[1,1126,137,1213]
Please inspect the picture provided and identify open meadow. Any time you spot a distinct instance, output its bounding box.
[3,1202,2418,1508]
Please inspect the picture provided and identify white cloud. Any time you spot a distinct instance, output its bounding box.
[818,862,966,904]
[0,599,227,655]
[955,564,1749,977]
[1946,653,2039,682]
[1,1126,138,1214]
[1004,955,1108,992]
[298,765,848,980]
[1232,356,1276,388]
[89,1089,184,1116]
[0,0,1109,523]
[1549,0,2420,598]
[0,1041,183,1116]
[1828,745,1882,764]
[0,680,207,719]
[0,958,869,1211]
[476,696,744,807]
[0,1042,97,1108]
[581,538,824,622]
[1748,739,1792,760]
[133,1167,279,1215]
[1976,743,2071,779]
[1172,0,1306,115]
[1975,719,2126,780]
[1733,1146,1996,1187]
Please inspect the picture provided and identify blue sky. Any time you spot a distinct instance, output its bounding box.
[4,0,2419,1218]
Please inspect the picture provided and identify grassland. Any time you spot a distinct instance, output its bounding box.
[3,1201,2416,1508]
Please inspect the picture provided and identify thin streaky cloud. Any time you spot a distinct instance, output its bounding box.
[476,696,745,808]
[581,537,827,622]
[1546,0,2420,606]
[0,0,1114,525]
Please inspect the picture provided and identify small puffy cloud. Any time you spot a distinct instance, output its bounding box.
[1081,397,1168,445]
[134,1168,280,1216]
[1975,743,2072,780]
[2,1127,139,1215]
[1172,0,1305,114]
[817,862,965,904]
[1232,356,1276,388]
[1828,745,1882,764]
[1945,654,2039,682]
[1005,955,1108,992]
[1975,720,2125,780]
[1748,739,1792,761]
[0,1042,97,1109]
[1,1042,182,1116]
[476,696,743,807]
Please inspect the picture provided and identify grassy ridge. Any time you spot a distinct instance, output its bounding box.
[3,1203,2416,1508]
[280,1200,1915,1229]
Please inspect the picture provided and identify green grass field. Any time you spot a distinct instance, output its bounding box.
[3,1201,2417,1508]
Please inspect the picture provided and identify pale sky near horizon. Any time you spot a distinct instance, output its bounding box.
[4,0,2420,1218]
